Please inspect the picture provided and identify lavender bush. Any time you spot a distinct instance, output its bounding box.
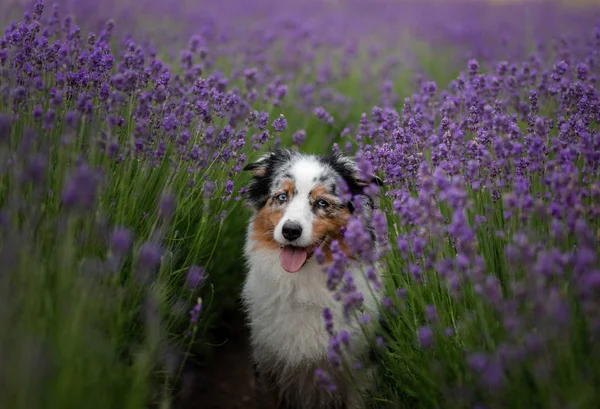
[0,1,252,407]
[315,14,600,409]
[1,0,600,408]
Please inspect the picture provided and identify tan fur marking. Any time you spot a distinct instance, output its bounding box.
[311,206,354,263]
[280,179,295,197]
[252,199,284,251]
[310,184,339,206]
[310,184,353,262]
[251,179,295,251]
[249,168,266,177]
[309,184,329,200]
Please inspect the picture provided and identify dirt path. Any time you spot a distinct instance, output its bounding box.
[177,310,264,409]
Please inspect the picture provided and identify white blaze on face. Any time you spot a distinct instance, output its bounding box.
[274,156,324,249]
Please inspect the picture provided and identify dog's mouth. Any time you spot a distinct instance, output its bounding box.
[279,244,319,273]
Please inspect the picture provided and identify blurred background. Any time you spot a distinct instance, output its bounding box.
[1,1,599,409]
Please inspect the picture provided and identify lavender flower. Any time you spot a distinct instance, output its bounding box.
[61,164,99,210]
[323,307,334,336]
[110,228,133,256]
[424,305,438,322]
[314,107,334,125]
[271,115,288,132]
[257,111,269,130]
[417,326,433,349]
[159,191,175,218]
[135,242,162,285]
[292,129,306,146]
[189,298,203,324]
[2,2,600,408]
[186,265,205,289]
[343,216,375,262]
[315,368,337,392]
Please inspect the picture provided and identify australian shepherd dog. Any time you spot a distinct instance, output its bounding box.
[241,148,383,409]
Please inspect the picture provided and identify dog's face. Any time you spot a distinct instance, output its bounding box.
[244,148,379,273]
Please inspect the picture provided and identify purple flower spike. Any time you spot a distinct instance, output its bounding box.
[315,368,337,392]
[257,112,269,130]
[314,107,334,125]
[110,228,133,255]
[467,352,505,390]
[32,1,44,21]
[32,105,43,121]
[425,305,438,322]
[187,265,206,289]
[417,326,433,349]
[323,307,334,336]
[138,243,162,269]
[271,115,288,132]
[159,191,175,218]
[61,164,99,210]
[190,298,203,324]
[468,59,480,77]
[292,129,306,146]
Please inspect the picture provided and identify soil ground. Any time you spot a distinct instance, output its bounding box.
[177,309,268,409]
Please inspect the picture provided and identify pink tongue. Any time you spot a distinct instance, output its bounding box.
[280,246,308,273]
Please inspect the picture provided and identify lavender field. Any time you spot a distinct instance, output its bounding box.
[1,0,600,408]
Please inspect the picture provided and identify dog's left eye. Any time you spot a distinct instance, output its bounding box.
[316,199,330,208]
[277,193,288,202]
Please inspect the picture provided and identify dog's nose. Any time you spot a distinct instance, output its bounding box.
[282,221,303,241]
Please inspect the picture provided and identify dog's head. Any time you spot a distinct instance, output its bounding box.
[243,148,381,273]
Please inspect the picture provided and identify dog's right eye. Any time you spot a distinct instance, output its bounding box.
[276,193,288,202]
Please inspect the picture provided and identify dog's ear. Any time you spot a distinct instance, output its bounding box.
[243,161,267,177]
[243,148,294,178]
[243,152,273,177]
[344,155,384,188]
[243,149,294,211]
[356,172,384,188]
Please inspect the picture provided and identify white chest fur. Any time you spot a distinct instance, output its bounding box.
[241,222,381,371]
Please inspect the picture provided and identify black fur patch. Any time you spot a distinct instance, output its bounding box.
[319,153,365,197]
[318,152,380,214]
[243,149,382,215]
[243,148,298,210]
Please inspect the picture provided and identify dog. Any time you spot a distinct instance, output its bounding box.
[241,148,383,409]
